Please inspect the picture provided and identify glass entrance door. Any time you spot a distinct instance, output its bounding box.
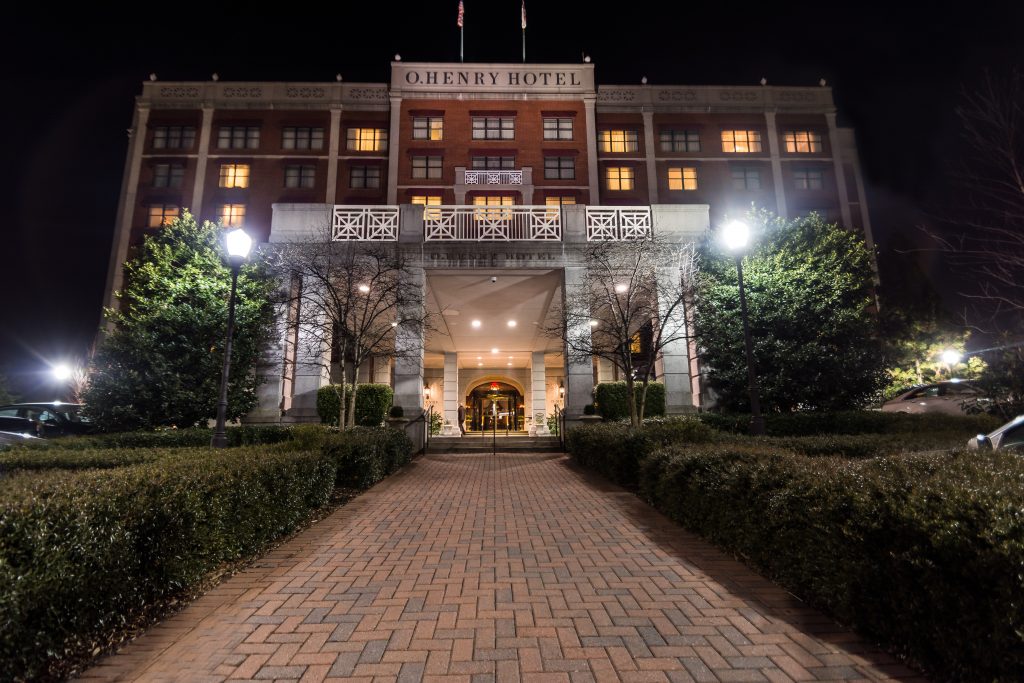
[466,381,524,433]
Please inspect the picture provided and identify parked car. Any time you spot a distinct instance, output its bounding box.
[968,415,1024,452]
[0,403,93,437]
[880,380,991,416]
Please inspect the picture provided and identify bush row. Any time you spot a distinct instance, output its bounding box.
[593,381,666,421]
[567,427,1024,680]
[696,410,1000,436]
[316,384,394,427]
[8,425,296,452]
[0,426,413,680]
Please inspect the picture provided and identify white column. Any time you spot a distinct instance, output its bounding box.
[442,352,461,436]
[102,104,150,318]
[764,111,788,218]
[656,266,694,414]
[289,277,331,420]
[325,106,342,204]
[563,266,594,419]
[191,106,215,218]
[642,110,659,204]
[386,95,402,204]
[248,299,290,422]
[392,266,425,414]
[530,351,549,436]
[584,96,600,203]
[826,112,854,228]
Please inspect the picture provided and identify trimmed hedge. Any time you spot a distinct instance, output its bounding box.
[594,381,666,421]
[2,425,295,453]
[569,431,1024,680]
[0,426,413,680]
[317,383,394,426]
[697,410,1000,437]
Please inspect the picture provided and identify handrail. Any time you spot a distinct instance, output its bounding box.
[403,408,428,455]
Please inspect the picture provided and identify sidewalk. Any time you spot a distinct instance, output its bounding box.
[80,453,925,682]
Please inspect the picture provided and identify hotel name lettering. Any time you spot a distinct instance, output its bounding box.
[403,69,583,88]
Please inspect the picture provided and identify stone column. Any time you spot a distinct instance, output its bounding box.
[530,351,549,436]
[289,277,331,420]
[583,96,600,203]
[325,106,342,204]
[826,112,854,227]
[392,265,425,416]
[441,352,461,436]
[764,111,788,218]
[247,299,289,423]
[191,106,215,219]
[386,95,402,204]
[642,110,659,205]
[656,265,694,414]
[563,266,594,419]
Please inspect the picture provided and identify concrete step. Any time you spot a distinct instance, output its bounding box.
[426,435,563,454]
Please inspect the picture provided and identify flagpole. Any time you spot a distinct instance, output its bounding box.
[461,27,464,63]
[522,28,525,63]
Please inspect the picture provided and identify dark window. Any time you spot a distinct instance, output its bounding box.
[349,165,381,189]
[411,156,443,179]
[543,117,573,140]
[152,163,184,188]
[471,156,515,169]
[472,117,515,140]
[659,129,701,152]
[793,168,824,190]
[731,167,761,190]
[217,126,260,149]
[285,165,316,189]
[544,156,575,180]
[152,125,195,150]
[282,126,324,150]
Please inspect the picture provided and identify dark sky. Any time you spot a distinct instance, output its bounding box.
[3,3,1022,398]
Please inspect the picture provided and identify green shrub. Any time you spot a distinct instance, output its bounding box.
[570,428,1024,681]
[321,427,413,489]
[2,426,295,455]
[0,446,335,680]
[389,404,405,418]
[594,381,666,421]
[317,384,394,426]
[583,403,596,416]
[697,410,999,437]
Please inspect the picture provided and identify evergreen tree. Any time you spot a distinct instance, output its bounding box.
[85,212,276,431]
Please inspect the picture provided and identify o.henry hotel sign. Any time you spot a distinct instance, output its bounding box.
[391,62,595,93]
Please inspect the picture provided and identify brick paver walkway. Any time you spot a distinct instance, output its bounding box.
[81,454,924,683]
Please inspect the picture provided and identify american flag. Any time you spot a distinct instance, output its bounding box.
[521,1,526,29]
[457,0,464,28]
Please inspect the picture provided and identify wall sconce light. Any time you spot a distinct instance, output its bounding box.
[558,383,565,398]
[424,386,431,400]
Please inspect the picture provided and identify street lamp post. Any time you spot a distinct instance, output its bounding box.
[211,228,253,449]
[722,220,766,436]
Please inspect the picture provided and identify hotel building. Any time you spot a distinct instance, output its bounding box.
[104,60,873,435]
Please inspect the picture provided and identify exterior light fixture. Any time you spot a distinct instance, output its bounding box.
[491,348,499,354]
[212,228,253,448]
[358,284,370,293]
[391,321,398,327]
[471,319,482,328]
[589,320,598,327]
[614,283,628,293]
[51,364,72,382]
[558,383,565,398]
[507,320,517,327]
[478,362,483,366]
[424,386,431,400]
[720,219,764,436]
[941,349,961,365]
[721,220,750,252]
[507,362,512,366]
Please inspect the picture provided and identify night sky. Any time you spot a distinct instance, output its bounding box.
[3,3,1022,399]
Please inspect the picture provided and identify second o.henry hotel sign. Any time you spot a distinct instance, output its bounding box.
[391,62,595,93]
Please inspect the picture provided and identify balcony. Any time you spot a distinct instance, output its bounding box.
[332,206,400,240]
[585,206,652,241]
[462,169,524,185]
[424,205,561,241]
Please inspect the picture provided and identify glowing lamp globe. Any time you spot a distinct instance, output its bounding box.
[721,220,750,252]
[52,364,72,382]
[225,228,253,259]
[941,349,961,365]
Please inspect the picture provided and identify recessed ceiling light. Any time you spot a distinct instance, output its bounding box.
[508,356,512,359]
[478,362,483,366]
[507,320,517,327]
[471,320,481,328]
[477,356,482,360]
[491,348,499,354]
[589,320,599,327]
[507,362,512,366]
[614,283,628,293]
[358,284,370,293]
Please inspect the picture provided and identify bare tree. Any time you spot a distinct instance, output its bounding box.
[268,232,428,428]
[547,237,697,427]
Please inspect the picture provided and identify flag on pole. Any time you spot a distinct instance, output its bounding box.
[521,1,526,29]
[457,0,464,27]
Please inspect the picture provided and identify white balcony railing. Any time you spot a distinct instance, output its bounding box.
[585,206,653,241]
[463,169,524,185]
[424,205,561,241]
[332,206,400,241]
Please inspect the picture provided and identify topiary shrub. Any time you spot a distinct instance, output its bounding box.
[594,381,665,421]
[316,384,351,426]
[583,403,596,415]
[389,405,404,418]
[317,383,394,426]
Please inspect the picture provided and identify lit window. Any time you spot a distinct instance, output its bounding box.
[472,117,515,140]
[218,204,246,227]
[217,126,260,150]
[218,163,250,189]
[543,117,573,140]
[784,131,822,153]
[471,156,515,169]
[349,165,380,189]
[731,167,761,190]
[151,125,195,150]
[412,195,443,220]
[472,195,515,220]
[721,130,762,153]
[152,163,184,188]
[544,196,576,206]
[668,167,697,191]
[599,130,639,153]
[282,126,324,150]
[347,128,388,152]
[285,165,316,189]
[659,130,700,152]
[794,168,824,190]
[544,156,575,180]
[606,166,635,191]
[147,204,179,228]
[412,117,444,140]
[412,156,443,179]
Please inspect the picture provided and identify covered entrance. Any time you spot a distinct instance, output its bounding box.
[465,381,524,433]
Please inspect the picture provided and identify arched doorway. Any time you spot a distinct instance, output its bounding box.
[465,380,525,433]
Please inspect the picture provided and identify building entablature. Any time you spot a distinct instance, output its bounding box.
[596,85,836,114]
[138,81,390,111]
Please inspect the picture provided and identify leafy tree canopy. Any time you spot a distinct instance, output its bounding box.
[84,212,276,431]
[695,210,886,412]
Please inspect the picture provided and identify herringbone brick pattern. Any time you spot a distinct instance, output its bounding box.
[79,453,925,682]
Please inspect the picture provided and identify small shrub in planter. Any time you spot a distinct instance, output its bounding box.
[583,403,596,415]
[389,405,405,418]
